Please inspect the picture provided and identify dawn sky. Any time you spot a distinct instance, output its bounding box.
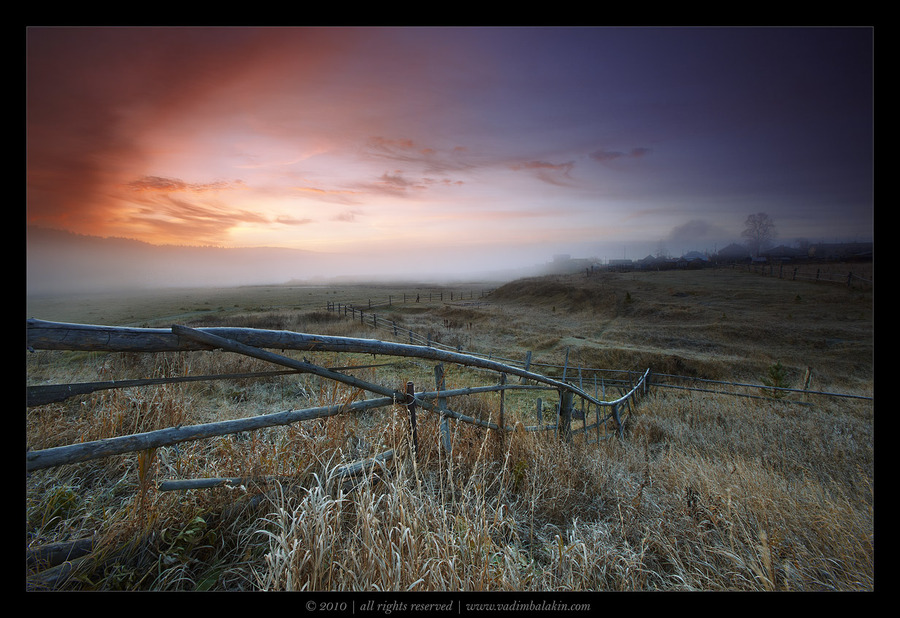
[26,26,874,278]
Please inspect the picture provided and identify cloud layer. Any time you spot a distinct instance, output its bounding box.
[26,27,874,281]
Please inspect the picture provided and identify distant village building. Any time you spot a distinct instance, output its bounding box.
[763,245,806,262]
[607,258,634,271]
[806,242,872,261]
[714,243,751,262]
[538,240,870,277]
[677,251,709,269]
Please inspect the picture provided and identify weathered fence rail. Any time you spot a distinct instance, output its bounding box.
[26,319,651,475]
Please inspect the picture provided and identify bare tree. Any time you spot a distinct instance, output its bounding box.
[655,241,669,259]
[741,212,776,257]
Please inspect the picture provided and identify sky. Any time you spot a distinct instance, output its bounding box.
[25,26,874,284]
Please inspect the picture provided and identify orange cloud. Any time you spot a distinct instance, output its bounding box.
[127,175,245,194]
[292,186,364,205]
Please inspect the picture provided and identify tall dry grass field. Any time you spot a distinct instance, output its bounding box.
[25,266,874,591]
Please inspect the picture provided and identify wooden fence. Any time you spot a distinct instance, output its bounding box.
[26,319,651,479]
[324,295,643,392]
[741,262,872,289]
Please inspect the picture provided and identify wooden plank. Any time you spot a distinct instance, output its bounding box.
[26,395,395,472]
[27,370,300,407]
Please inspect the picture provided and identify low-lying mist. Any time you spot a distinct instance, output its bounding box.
[25,227,547,295]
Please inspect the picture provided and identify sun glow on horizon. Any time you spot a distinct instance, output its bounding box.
[27,26,873,286]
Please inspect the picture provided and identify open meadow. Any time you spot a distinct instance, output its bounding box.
[25,264,874,591]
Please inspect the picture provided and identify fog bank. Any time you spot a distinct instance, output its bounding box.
[25,227,552,295]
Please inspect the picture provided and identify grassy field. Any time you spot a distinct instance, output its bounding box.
[25,264,874,591]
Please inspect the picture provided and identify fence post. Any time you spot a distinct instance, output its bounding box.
[536,398,543,424]
[558,389,573,442]
[406,381,418,458]
[498,373,507,431]
[612,402,624,440]
[802,367,812,402]
[434,364,452,453]
[520,350,532,384]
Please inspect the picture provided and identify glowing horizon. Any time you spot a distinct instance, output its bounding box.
[26,26,874,282]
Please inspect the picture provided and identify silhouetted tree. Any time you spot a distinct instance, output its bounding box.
[741,212,776,257]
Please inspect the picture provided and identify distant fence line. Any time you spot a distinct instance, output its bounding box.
[324,296,639,386]
[25,320,650,477]
[650,373,872,402]
[322,294,872,404]
[740,262,872,289]
[325,290,493,353]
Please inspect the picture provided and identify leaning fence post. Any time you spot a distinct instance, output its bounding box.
[406,381,418,457]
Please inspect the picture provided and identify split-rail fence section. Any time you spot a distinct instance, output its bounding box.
[26,319,651,484]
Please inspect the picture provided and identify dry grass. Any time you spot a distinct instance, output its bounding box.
[25,267,874,591]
